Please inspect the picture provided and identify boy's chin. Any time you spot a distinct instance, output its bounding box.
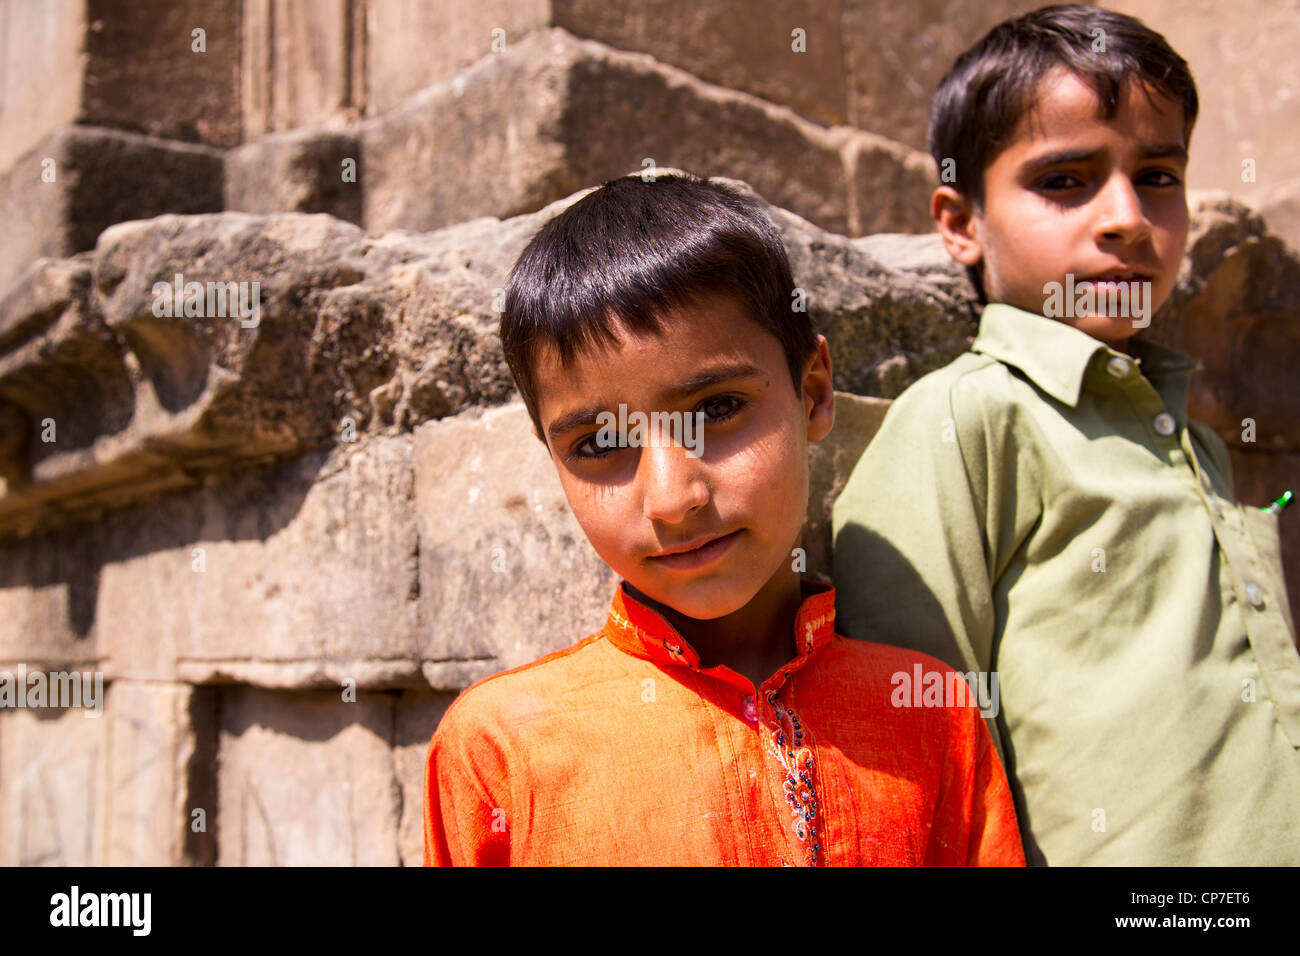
[1066,315,1145,346]
[626,572,763,622]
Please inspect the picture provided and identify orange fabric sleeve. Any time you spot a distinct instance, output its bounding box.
[422,704,512,867]
[965,712,1026,866]
[919,677,1025,866]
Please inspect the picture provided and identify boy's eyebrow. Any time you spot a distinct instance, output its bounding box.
[1140,143,1190,162]
[544,361,767,443]
[661,361,767,402]
[1020,143,1188,175]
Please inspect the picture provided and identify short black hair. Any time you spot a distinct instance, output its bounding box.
[500,172,816,443]
[930,4,1198,296]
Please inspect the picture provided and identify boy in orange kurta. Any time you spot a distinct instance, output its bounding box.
[423,172,1025,866]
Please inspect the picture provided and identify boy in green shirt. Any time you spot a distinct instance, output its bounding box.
[832,4,1300,865]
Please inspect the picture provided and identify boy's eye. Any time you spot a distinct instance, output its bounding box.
[1036,172,1084,191]
[565,395,748,462]
[569,432,620,462]
[700,394,746,423]
[1138,169,1181,187]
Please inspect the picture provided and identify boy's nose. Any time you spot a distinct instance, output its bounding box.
[639,439,710,524]
[1092,174,1150,244]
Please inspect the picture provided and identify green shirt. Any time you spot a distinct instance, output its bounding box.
[831,302,1300,865]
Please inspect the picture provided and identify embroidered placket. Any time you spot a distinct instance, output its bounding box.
[603,581,837,865]
[766,683,823,866]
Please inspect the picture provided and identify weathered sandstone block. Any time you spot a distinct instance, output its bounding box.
[0,127,223,293]
[217,686,401,865]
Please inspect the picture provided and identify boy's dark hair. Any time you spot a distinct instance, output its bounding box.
[500,172,816,444]
[929,4,1199,299]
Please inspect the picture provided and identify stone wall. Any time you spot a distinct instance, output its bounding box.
[1,2,1298,865]
[7,1,1298,287]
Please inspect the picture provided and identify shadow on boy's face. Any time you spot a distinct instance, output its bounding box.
[528,292,833,624]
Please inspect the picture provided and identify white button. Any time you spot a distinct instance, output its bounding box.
[1245,582,1265,608]
[1106,356,1131,378]
[1153,413,1177,436]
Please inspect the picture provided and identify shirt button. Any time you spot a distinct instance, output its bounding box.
[1106,356,1131,378]
[742,695,757,723]
[1245,582,1265,608]
[1153,412,1177,436]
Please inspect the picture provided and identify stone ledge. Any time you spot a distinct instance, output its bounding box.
[0,181,972,541]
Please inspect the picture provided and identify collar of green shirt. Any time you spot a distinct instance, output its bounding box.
[970,302,1202,411]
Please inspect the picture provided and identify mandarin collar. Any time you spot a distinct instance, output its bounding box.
[602,579,838,672]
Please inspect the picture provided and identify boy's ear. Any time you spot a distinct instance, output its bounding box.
[801,334,834,443]
[931,185,983,269]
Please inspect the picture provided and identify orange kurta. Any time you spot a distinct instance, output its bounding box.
[423,579,1025,866]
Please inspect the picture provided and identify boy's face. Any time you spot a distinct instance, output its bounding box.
[934,67,1190,350]
[530,293,833,622]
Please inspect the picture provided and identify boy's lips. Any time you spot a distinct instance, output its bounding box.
[648,529,743,570]
[1079,268,1154,282]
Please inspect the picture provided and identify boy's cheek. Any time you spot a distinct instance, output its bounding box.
[578,522,639,576]
[553,479,624,553]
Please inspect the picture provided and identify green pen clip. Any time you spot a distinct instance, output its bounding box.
[1262,490,1293,515]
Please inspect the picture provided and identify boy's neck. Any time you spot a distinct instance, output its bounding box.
[625,566,806,692]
